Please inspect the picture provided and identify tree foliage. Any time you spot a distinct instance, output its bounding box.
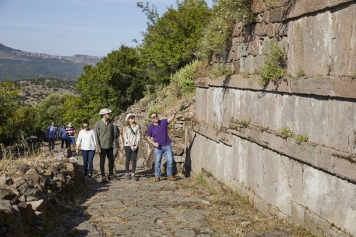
[138,0,211,84]
[76,45,144,116]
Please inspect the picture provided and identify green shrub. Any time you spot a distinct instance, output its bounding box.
[351,72,356,80]
[196,0,254,59]
[295,134,308,144]
[145,105,165,122]
[279,126,293,139]
[256,42,286,84]
[168,60,201,98]
[259,125,269,132]
[209,64,233,79]
[296,68,305,77]
[235,118,250,128]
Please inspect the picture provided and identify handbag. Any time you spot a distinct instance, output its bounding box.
[130,126,137,151]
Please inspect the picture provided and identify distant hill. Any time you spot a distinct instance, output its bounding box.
[0,43,102,81]
[13,78,77,106]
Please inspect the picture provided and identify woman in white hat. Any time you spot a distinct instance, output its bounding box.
[123,113,140,181]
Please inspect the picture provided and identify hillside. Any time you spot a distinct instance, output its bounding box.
[0,43,102,81]
[13,78,77,106]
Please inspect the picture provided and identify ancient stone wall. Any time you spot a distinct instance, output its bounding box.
[0,149,85,237]
[188,0,356,236]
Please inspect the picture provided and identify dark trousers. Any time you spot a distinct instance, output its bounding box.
[82,150,95,175]
[61,138,68,149]
[99,148,114,177]
[124,146,138,174]
[48,138,54,150]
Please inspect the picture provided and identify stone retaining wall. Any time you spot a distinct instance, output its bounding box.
[188,0,356,236]
[188,78,356,236]
[0,149,84,237]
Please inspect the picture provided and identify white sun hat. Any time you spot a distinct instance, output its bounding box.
[99,108,112,115]
[125,113,135,121]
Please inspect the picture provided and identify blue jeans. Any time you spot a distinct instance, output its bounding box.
[154,145,173,177]
[81,150,95,175]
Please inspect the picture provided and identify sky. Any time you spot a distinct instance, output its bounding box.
[0,0,211,57]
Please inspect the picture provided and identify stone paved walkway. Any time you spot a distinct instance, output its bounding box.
[46,149,312,237]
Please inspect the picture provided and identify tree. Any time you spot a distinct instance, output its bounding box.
[75,45,144,117]
[138,0,211,84]
[0,79,19,142]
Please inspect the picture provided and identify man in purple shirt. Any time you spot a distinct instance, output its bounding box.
[147,109,177,182]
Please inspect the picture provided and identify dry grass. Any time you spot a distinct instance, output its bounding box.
[0,145,45,175]
[177,173,318,237]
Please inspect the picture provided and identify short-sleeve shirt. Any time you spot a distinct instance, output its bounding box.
[66,126,75,137]
[147,119,172,147]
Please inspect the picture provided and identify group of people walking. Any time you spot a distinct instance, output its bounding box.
[48,107,177,183]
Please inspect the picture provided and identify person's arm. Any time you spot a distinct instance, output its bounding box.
[112,124,117,150]
[75,131,82,154]
[119,133,124,150]
[91,130,97,150]
[167,108,177,123]
[135,127,141,148]
[147,136,159,148]
[94,122,101,152]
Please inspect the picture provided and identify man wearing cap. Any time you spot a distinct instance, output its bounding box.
[146,108,177,182]
[94,108,117,182]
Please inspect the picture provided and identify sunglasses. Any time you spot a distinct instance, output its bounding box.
[129,116,135,119]
[83,125,89,129]
[150,115,158,119]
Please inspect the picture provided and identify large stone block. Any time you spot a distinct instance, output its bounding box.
[248,36,262,56]
[252,0,267,13]
[291,77,334,96]
[288,11,333,77]
[0,200,13,225]
[334,77,356,99]
[254,23,266,36]
[237,43,249,59]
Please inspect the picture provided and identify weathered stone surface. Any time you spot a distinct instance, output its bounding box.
[69,157,78,163]
[173,156,184,163]
[27,199,44,212]
[0,200,13,225]
[232,22,243,37]
[237,43,249,59]
[0,174,13,186]
[136,158,146,168]
[334,77,356,99]
[248,36,261,56]
[252,0,267,13]
[172,146,184,156]
[254,23,266,36]
[65,162,74,172]
[291,77,334,96]
[17,164,29,174]
[194,77,210,88]
[265,23,275,37]
[180,101,191,111]
[0,187,16,201]
[67,227,79,236]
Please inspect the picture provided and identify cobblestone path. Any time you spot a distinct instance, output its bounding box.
[51,153,312,237]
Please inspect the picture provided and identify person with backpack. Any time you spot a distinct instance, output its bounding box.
[123,113,140,181]
[59,124,68,149]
